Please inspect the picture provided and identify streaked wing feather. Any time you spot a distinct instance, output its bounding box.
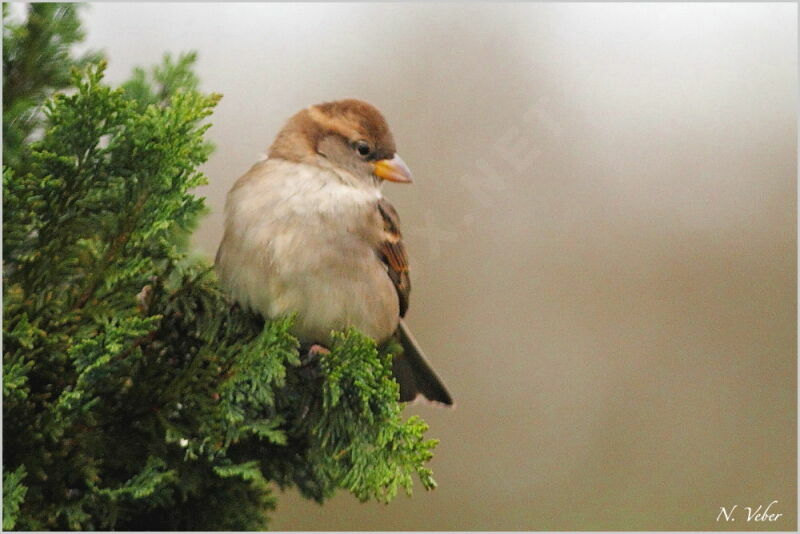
[376,198,410,317]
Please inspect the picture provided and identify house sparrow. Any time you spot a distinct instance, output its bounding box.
[215,99,453,406]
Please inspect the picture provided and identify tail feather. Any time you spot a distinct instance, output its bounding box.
[393,319,453,406]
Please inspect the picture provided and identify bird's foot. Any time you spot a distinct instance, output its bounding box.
[300,343,330,366]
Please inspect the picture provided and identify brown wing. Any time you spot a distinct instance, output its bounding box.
[376,198,410,317]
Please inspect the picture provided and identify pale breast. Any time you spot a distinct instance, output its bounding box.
[216,159,400,345]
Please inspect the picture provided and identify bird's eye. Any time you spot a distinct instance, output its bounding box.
[354,141,371,157]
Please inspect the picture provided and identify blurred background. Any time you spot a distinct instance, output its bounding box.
[78,3,795,530]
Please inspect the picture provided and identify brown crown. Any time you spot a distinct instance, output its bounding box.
[269,99,396,162]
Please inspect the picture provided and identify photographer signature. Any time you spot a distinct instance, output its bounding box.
[717,500,782,522]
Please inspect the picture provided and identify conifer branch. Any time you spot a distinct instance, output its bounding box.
[3,7,439,530]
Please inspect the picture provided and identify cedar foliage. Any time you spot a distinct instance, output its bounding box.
[2,4,437,530]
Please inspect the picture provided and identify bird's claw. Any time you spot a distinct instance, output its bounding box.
[300,343,330,366]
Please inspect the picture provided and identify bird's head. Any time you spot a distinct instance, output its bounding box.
[268,99,413,188]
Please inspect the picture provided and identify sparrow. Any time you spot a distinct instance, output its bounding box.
[215,99,453,406]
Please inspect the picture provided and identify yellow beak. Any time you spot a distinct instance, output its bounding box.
[373,154,413,184]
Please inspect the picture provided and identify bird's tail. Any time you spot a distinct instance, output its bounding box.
[392,319,453,406]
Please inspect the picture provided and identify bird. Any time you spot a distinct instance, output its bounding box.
[215,99,453,406]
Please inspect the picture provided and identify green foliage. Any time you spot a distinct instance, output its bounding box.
[3,3,102,174]
[3,465,27,530]
[3,8,438,531]
[303,330,437,503]
[122,51,201,110]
